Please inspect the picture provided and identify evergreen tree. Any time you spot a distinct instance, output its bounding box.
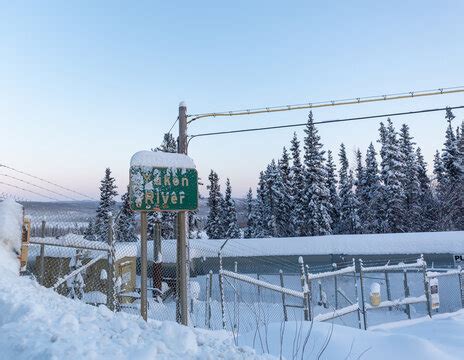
[442,120,462,182]
[326,150,340,232]
[253,171,271,238]
[95,168,118,241]
[289,133,306,236]
[115,190,138,242]
[378,120,406,233]
[83,218,96,241]
[277,147,294,236]
[223,178,241,239]
[361,143,382,233]
[243,188,256,238]
[301,112,332,236]
[263,159,289,237]
[415,147,436,231]
[337,144,361,234]
[205,170,225,239]
[398,124,421,231]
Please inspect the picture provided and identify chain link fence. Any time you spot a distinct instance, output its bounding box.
[21,207,464,344]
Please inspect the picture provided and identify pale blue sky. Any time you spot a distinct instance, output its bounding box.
[1,1,463,200]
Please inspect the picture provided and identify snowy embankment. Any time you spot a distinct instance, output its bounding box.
[242,310,464,359]
[0,200,272,360]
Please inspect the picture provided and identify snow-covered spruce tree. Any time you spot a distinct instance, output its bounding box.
[360,143,383,233]
[95,168,118,241]
[398,124,422,231]
[415,147,436,231]
[83,218,96,241]
[378,120,406,233]
[301,112,332,236]
[442,113,462,183]
[337,144,361,234]
[326,150,340,233]
[290,133,306,236]
[115,191,137,242]
[222,178,241,239]
[253,171,272,237]
[438,110,464,230]
[205,170,225,239]
[263,159,289,237]
[277,147,294,236]
[243,188,256,238]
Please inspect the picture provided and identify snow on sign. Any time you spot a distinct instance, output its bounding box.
[129,151,198,211]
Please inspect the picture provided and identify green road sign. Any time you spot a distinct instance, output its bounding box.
[129,166,198,211]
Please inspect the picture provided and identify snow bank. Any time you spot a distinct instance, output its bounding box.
[0,244,273,359]
[130,150,195,169]
[242,310,464,359]
[0,199,23,273]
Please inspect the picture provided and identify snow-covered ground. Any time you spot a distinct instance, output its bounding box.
[242,310,464,359]
[0,200,272,360]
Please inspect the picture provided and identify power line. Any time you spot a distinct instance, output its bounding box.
[0,164,97,201]
[0,174,79,201]
[0,181,60,201]
[188,105,464,142]
[187,86,464,123]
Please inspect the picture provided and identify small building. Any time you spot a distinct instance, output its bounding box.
[28,234,138,303]
[153,231,464,275]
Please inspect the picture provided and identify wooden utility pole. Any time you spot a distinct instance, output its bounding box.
[176,102,189,325]
[140,212,148,321]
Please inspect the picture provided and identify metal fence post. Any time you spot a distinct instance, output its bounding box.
[208,270,213,329]
[299,257,310,321]
[458,266,464,309]
[352,259,362,329]
[422,256,432,318]
[279,269,288,321]
[403,270,411,319]
[140,212,148,320]
[359,259,367,330]
[385,270,392,311]
[106,215,117,312]
[218,253,226,329]
[333,263,338,309]
[39,220,46,285]
[153,220,162,297]
[233,261,238,330]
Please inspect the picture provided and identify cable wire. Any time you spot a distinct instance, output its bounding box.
[0,164,97,200]
[0,174,79,201]
[187,86,464,123]
[188,105,464,142]
[0,181,60,201]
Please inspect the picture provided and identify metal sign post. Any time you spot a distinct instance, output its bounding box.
[140,211,148,321]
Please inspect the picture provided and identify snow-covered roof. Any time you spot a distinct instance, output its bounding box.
[190,231,464,258]
[29,235,138,261]
[148,231,464,262]
[130,150,195,169]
